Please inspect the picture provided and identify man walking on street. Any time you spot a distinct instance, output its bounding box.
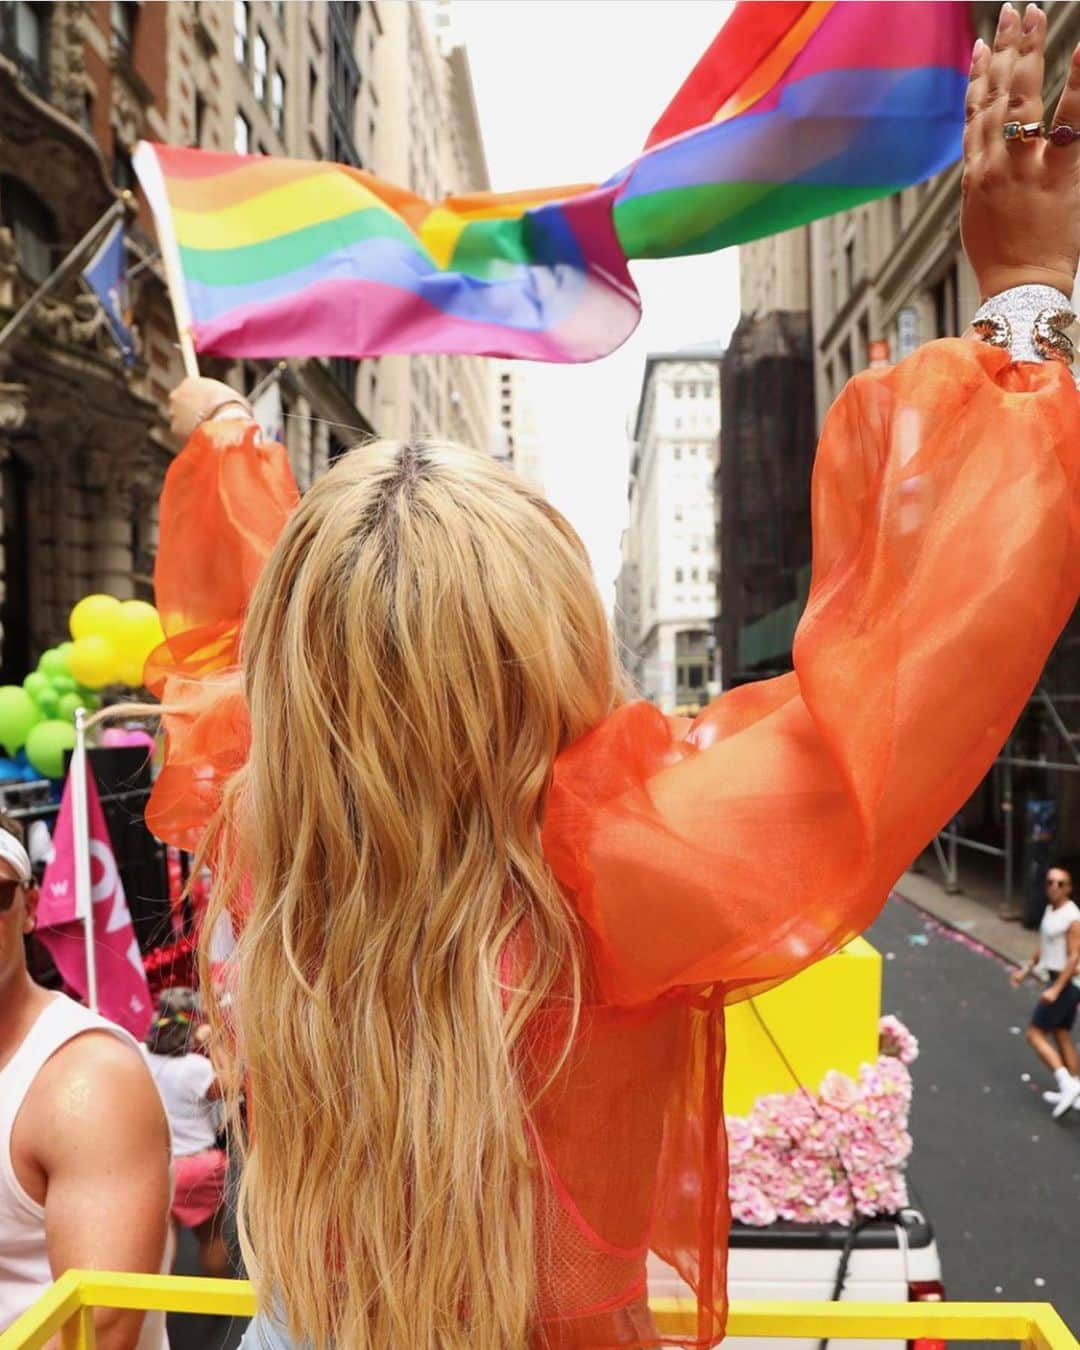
[1011,866,1080,1119]
[0,824,173,1346]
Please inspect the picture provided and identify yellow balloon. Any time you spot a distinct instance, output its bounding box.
[103,600,165,666]
[117,657,147,688]
[69,594,120,642]
[68,635,119,690]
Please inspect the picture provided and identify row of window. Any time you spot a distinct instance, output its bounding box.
[235,2,286,142]
[674,568,716,585]
[672,381,716,399]
[672,443,711,461]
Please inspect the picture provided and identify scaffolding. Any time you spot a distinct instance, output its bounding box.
[930,684,1080,917]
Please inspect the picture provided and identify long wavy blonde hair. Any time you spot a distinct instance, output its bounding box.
[199,438,621,1348]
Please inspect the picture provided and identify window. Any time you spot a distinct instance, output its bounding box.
[844,237,855,294]
[2,2,50,90]
[675,568,684,584]
[674,506,683,523]
[309,61,318,112]
[272,69,285,134]
[194,89,207,146]
[253,31,268,102]
[673,383,683,398]
[234,110,251,154]
[689,444,697,457]
[113,143,136,191]
[111,1,136,54]
[233,0,249,65]
[691,568,699,583]
[687,666,705,690]
[891,192,903,242]
[0,177,56,284]
[673,445,681,460]
[687,382,698,398]
[690,536,700,553]
[838,338,852,385]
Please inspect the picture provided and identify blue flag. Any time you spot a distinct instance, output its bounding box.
[81,218,135,366]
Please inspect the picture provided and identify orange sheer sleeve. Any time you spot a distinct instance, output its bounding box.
[145,418,299,850]
[543,339,1080,1007]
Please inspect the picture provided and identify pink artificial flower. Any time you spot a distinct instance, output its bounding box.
[820,1070,860,1112]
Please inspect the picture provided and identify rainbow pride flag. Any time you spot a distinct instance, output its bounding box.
[616,1,973,258]
[134,1,971,366]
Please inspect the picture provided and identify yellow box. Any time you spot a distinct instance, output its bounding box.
[723,937,882,1117]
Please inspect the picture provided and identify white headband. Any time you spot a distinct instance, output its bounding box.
[0,829,33,885]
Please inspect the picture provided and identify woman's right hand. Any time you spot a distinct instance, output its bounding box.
[961,3,1080,302]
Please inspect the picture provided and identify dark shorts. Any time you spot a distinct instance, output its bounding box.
[1032,978,1080,1032]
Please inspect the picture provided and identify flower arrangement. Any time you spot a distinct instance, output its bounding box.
[727,1015,918,1227]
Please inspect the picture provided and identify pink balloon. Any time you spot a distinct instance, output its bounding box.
[101,727,155,753]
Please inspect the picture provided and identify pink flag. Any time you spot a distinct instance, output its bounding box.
[36,762,153,1038]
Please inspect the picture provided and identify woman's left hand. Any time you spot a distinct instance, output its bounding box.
[169,377,250,440]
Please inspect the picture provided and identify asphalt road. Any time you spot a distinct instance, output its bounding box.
[870,896,1080,1331]
[170,894,1080,1346]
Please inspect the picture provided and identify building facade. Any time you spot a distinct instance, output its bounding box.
[0,0,496,677]
[618,344,723,712]
[0,0,180,679]
[493,363,544,491]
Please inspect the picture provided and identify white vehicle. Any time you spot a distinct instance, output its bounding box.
[650,1202,945,1350]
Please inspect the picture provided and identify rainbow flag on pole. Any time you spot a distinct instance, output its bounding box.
[134,1,971,366]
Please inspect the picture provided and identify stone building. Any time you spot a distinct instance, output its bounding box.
[0,1,182,680]
[618,343,723,711]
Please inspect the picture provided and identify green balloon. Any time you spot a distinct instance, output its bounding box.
[57,692,86,722]
[80,691,101,711]
[50,674,77,696]
[57,641,74,660]
[35,688,59,717]
[22,672,48,703]
[25,720,76,780]
[0,686,41,756]
[38,648,68,678]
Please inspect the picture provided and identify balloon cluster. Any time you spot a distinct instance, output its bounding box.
[0,595,165,781]
[67,595,164,691]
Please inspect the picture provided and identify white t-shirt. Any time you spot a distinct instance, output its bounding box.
[1039,899,1080,973]
[142,1050,218,1157]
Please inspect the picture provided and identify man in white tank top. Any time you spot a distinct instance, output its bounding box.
[0,825,173,1347]
[1011,865,1080,1119]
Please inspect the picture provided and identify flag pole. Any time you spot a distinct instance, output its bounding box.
[0,197,127,357]
[71,708,98,1013]
[131,142,200,379]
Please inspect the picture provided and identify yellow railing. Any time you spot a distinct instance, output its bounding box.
[1,1273,1077,1350]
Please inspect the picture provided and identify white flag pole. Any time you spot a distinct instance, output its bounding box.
[131,141,200,379]
[72,708,98,1013]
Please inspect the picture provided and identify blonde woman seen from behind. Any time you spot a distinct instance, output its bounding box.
[152,9,1080,1348]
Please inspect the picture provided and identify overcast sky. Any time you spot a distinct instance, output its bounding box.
[454,1,740,604]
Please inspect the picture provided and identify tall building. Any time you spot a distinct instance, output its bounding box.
[0,1,180,677]
[618,343,723,712]
[493,364,543,491]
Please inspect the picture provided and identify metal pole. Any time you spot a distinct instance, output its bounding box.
[1002,751,1016,918]
[248,360,288,403]
[0,197,127,356]
[945,823,960,894]
[71,709,98,1013]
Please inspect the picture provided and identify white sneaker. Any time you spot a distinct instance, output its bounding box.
[1044,1089,1062,1104]
[1052,1076,1080,1119]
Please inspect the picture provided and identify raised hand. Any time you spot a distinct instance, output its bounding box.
[961,2,1080,302]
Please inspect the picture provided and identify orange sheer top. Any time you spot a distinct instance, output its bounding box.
[147,341,1080,1347]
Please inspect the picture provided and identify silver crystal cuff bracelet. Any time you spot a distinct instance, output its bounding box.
[971,284,1076,365]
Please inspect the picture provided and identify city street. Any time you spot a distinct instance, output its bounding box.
[872,898,1080,1330]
